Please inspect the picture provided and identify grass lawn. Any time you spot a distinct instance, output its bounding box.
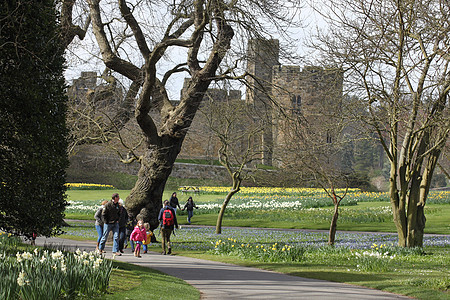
[104,261,199,300]
[173,248,449,300]
[62,188,449,299]
[175,202,449,234]
[65,189,449,234]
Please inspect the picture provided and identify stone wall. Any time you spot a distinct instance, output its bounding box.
[69,150,229,181]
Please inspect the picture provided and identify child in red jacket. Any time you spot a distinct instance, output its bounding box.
[130,220,147,257]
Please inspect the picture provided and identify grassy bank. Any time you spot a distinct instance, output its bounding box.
[106,261,199,300]
[62,187,449,299]
[65,189,450,234]
[60,221,449,300]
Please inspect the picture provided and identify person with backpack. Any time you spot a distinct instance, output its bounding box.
[158,200,178,255]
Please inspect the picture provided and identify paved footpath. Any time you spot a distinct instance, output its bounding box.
[34,236,411,299]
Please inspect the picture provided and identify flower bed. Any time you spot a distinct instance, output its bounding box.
[0,232,112,300]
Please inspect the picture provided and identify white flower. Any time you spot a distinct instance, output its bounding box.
[40,256,47,263]
[93,258,103,269]
[17,271,27,286]
[16,252,23,263]
[33,248,39,256]
[51,250,64,260]
[61,263,67,273]
[22,252,33,260]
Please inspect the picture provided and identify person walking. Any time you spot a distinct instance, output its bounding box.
[181,196,198,224]
[142,223,151,254]
[126,214,137,252]
[118,199,128,253]
[130,220,147,258]
[158,200,178,255]
[169,192,181,213]
[98,193,121,256]
[94,200,108,252]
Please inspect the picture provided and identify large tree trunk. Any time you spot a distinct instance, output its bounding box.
[126,138,183,230]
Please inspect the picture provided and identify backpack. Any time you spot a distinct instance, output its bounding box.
[162,208,174,227]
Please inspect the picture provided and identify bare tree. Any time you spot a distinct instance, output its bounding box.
[63,0,300,229]
[199,99,268,234]
[277,97,350,245]
[310,0,450,247]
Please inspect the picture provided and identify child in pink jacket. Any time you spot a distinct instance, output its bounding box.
[130,220,147,257]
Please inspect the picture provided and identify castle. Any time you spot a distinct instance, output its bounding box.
[178,39,343,167]
[69,39,343,168]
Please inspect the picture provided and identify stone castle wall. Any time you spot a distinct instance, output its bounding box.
[69,148,229,181]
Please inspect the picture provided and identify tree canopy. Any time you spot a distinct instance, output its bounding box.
[311,0,449,246]
[0,0,69,237]
[61,0,301,229]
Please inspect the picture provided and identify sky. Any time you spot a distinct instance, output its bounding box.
[64,1,324,101]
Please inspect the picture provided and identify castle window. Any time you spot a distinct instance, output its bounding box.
[326,131,332,143]
[291,95,301,113]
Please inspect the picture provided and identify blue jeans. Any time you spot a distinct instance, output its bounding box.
[99,222,119,253]
[187,210,193,223]
[95,225,103,243]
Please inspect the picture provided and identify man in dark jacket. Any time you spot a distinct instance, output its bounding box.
[158,200,178,255]
[118,199,128,253]
[98,193,121,255]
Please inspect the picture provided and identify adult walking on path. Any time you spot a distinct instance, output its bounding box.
[158,200,179,255]
[33,236,409,300]
[98,193,121,255]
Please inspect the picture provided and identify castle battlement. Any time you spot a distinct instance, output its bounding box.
[273,65,301,75]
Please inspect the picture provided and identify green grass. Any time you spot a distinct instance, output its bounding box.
[104,261,200,300]
[66,190,132,202]
[65,189,450,234]
[60,219,449,300]
[166,246,449,300]
[62,188,449,299]
[175,202,449,234]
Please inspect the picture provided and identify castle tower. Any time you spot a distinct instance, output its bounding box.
[68,71,98,102]
[271,65,343,166]
[245,39,280,166]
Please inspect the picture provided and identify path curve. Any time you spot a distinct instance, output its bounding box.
[34,236,411,299]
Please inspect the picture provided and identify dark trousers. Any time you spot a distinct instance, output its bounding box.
[118,226,126,251]
[161,228,173,254]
